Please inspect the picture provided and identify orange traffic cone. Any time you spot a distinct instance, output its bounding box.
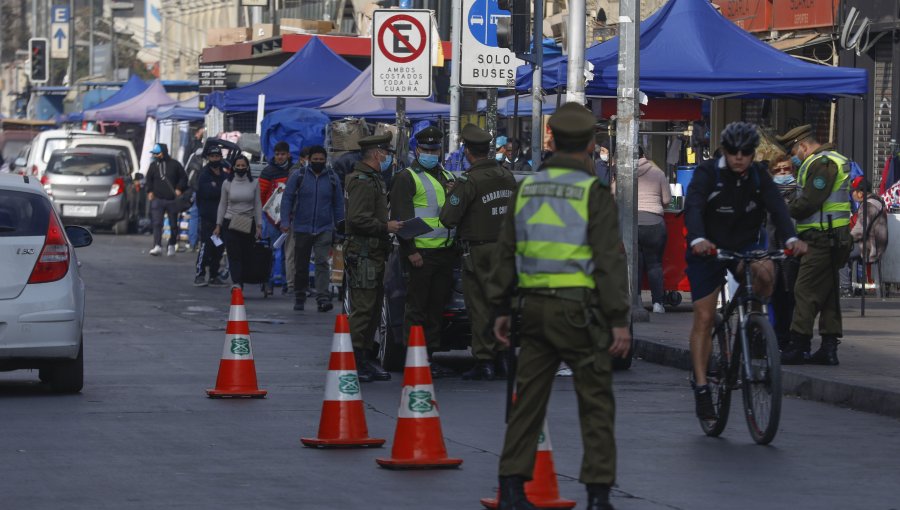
[480,420,576,509]
[301,314,385,448]
[206,287,267,398]
[375,325,462,469]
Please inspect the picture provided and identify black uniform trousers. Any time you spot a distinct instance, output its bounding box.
[403,247,456,353]
[195,218,224,278]
[150,198,181,247]
[223,219,258,286]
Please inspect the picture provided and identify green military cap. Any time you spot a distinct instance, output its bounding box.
[460,123,493,147]
[415,126,444,149]
[548,102,597,145]
[776,124,813,151]
[358,132,394,152]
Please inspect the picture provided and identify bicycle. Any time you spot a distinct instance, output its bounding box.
[694,248,790,445]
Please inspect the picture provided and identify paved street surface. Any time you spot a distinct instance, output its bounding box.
[2,234,899,510]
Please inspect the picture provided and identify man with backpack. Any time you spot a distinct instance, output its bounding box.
[280,145,344,312]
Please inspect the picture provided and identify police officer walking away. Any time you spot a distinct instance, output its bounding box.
[344,133,403,382]
[440,124,517,381]
[390,126,458,378]
[777,125,853,366]
[488,103,631,510]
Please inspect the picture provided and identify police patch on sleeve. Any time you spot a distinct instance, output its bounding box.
[449,194,460,206]
[813,176,827,190]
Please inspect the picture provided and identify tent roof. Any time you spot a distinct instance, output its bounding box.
[153,96,204,121]
[84,80,177,123]
[320,66,451,120]
[517,0,867,98]
[86,75,148,110]
[205,37,360,113]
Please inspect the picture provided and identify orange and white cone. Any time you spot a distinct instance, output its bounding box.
[375,325,462,469]
[206,287,267,398]
[301,314,385,448]
[480,420,576,509]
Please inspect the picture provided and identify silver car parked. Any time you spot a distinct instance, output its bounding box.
[43,148,138,234]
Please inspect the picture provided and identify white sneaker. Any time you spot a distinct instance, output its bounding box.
[149,245,163,256]
[653,303,666,314]
[555,363,573,377]
[167,245,176,256]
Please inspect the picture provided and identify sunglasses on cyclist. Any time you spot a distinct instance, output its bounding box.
[723,147,755,157]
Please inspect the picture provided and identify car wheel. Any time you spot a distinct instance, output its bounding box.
[42,341,84,393]
[377,294,406,372]
[113,217,129,235]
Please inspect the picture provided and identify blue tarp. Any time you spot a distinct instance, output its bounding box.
[320,66,451,120]
[205,37,360,113]
[153,96,204,121]
[259,108,330,161]
[516,0,867,98]
[477,94,560,116]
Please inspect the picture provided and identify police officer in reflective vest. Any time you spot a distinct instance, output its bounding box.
[439,124,517,381]
[777,125,853,366]
[344,133,404,382]
[390,126,457,378]
[487,103,631,510]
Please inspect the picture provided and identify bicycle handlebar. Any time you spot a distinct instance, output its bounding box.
[710,248,793,261]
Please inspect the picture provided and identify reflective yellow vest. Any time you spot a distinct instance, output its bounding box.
[513,168,596,289]
[407,167,454,249]
[796,151,851,232]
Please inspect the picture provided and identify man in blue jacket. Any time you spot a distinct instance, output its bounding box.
[193,146,228,286]
[280,145,345,312]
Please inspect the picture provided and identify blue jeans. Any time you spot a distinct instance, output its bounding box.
[638,221,667,305]
[188,203,199,247]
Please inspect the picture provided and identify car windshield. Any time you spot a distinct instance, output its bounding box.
[48,154,117,176]
[0,189,50,237]
[75,144,131,171]
[42,139,71,163]
[2,140,27,161]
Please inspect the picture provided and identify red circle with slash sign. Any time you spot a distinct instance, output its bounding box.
[377,14,428,64]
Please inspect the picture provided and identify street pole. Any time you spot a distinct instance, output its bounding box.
[486,88,498,158]
[110,10,116,80]
[530,0,543,169]
[68,0,75,85]
[89,0,95,77]
[448,0,462,151]
[565,0,585,105]
[33,0,38,38]
[397,97,407,167]
[615,0,647,322]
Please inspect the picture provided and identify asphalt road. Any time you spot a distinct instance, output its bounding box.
[1,234,898,510]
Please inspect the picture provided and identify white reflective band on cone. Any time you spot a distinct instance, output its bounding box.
[228,305,248,322]
[397,384,441,418]
[220,333,255,360]
[324,370,364,401]
[330,332,353,353]
[404,345,429,368]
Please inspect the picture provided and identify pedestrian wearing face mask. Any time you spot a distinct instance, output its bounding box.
[214,155,263,289]
[259,141,294,294]
[390,126,459,378]
[145,143,188,257]
[767,155,800,348]
[594,139,616,189]
[501,138,533,173]
[193,146,228,287]
[280,145,344,312]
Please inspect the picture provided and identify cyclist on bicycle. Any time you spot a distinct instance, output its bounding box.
[684,122,807,420]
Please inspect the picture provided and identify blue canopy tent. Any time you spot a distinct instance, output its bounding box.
[259,108,330,161]
[320,66,451,120]
[84,80,176,122]
[516,0,867,98]
[477,94,560,116]
[152,96,204,122]
[205,37,360,113]
[64,75,149,123]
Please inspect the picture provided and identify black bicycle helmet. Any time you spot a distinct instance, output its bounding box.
[720,122,760,154]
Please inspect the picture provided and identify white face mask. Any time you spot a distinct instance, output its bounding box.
[599,154,609,162]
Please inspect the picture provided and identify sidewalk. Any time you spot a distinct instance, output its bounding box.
[632,297,900,419]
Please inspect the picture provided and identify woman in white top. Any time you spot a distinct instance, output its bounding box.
[214,155,262,288]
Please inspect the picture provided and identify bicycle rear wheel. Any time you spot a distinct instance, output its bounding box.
[699,313,732,437]
[741,314,782,445]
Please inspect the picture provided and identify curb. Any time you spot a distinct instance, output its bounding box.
[632,337,900,420]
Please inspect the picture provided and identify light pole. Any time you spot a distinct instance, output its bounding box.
[109,2,135,80]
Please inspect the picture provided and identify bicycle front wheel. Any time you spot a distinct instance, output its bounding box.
[700,313,732,437]
[740,314,782,445]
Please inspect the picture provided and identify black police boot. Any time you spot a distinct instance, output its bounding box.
[809,336,840,366]
[354,351,374,383]
[366,358,392,381]
[497,476,537,510]
[586,484,615,510]
[293,297,305,311]
[780,333,811,365]
[494,354,510,378]
[462,360,494,380]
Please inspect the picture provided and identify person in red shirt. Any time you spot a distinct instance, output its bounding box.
[258,142,294,294]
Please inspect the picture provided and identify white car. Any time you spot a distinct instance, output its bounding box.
[14,129,104,179]
[70,137,140,180]
[0,173,92,392]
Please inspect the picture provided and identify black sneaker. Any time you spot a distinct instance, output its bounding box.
[366,360,391,381]
[430,363,457,379]
[208,277,226,287]
[193,275,208,287]
[293,300,305,311]
[694,384,716,421]
[462,361,494,380]
[317,302,334,313]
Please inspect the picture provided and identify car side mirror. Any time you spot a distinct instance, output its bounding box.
[65,226,93,248]
[14,157,26,168]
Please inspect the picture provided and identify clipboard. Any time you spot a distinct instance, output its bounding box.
[396,217,434,240]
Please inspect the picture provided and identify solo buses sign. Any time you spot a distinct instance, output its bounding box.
[458,0,524,88]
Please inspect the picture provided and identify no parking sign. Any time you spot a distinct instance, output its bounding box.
[372,9,433,98]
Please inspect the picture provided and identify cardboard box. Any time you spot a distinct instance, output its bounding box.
[329,119,370,152]
[206,27,251,46]
[251,23,277,41]
[280,18,335,35]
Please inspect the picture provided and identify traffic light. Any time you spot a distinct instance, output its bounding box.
[29,38,49,84]
[497,0,530,55]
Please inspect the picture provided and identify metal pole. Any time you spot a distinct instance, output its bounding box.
[33,0,38,38]
[397,97,407,167]
[89,0,95,76]
[448,0,462,151]
[513,93,519,139]
[110,10,116,80]
[614,0,647,322]
[530,0,543,168]
[565,0,585,105]
[68,0,75,85]
[250,6,262,25]
[486,88,498,158]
